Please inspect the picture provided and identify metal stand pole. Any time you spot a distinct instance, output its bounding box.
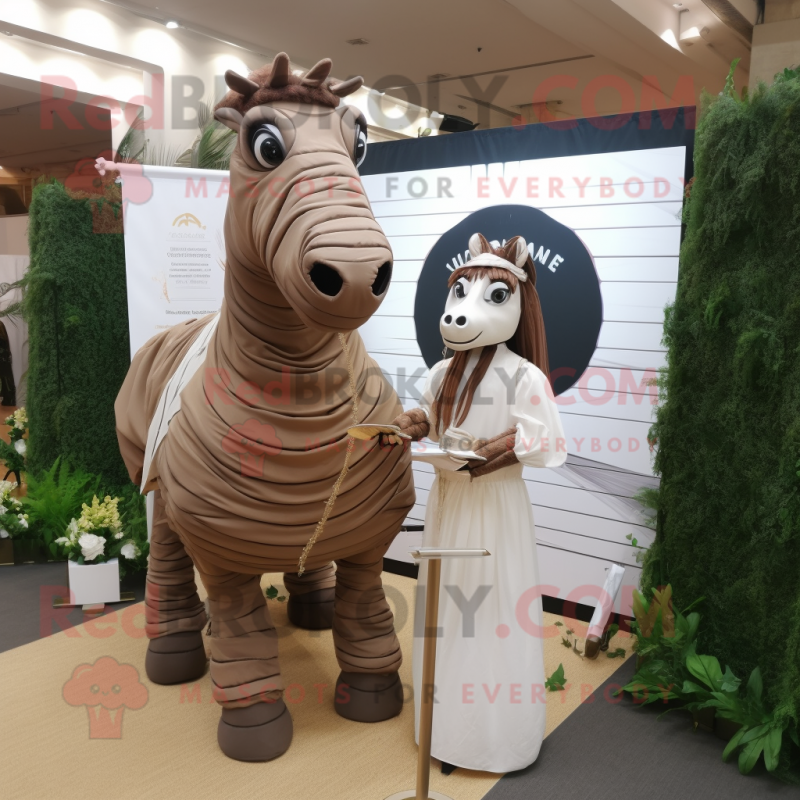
[416,557,441,800]
[386,547,489,800]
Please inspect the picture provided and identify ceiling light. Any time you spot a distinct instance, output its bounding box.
[165,20,180,29]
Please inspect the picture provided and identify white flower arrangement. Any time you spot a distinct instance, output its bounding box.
[1,407,27,478]
[54,491,149,576]
[0,481,27,539]
[6,408,27,431]
[56,495,131,566]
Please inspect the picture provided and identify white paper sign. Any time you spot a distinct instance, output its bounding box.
[118,165,229,356]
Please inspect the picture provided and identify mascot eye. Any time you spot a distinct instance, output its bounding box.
[485,281,510,305]
[250,124,286,168]
[453,277,471,300]
[354,123,368,167]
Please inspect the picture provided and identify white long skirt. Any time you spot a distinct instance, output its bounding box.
[412,463,547,773]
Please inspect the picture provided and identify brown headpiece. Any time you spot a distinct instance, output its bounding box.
[214,52,363,117]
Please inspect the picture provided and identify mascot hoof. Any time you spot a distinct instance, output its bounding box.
[145,630,207,685]
[334,671,404,722]
[287,588,335,630]
[218,700,294,762]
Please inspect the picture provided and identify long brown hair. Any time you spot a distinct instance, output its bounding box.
[431,234,550,434]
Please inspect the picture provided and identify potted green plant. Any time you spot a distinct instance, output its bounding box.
[54,495,147,605]
[622,584,800,776]
[621,586,702,709]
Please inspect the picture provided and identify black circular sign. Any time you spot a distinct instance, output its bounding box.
[413,204,602,396]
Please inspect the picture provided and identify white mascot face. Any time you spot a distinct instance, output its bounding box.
[439,235,526,352]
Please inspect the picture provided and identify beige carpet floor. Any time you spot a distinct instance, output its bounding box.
[1,571,633,800]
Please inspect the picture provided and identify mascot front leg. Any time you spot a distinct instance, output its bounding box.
[331,542,405,723]
[195,562,294,762]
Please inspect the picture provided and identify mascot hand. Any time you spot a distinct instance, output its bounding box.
[467,427,518,478]
[380,408,430,446]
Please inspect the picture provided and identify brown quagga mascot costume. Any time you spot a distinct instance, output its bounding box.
[115,54,427,761]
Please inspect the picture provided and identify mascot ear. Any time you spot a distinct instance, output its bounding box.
[214,107,243,133]
[468,232,492,258]
[506,236,529,267]
[224,69,258,97]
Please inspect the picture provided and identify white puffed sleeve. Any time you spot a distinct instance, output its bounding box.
[512,361,567,468]
[418,359,450,443]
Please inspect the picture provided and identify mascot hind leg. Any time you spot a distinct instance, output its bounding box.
[144,491,208,685]
[284,563,336,630]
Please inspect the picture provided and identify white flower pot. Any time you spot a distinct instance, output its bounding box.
[67,558,121,605]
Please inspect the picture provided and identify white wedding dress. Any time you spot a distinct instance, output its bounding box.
[412,343,566,773]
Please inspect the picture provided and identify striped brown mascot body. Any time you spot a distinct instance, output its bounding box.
[115,54,422,761]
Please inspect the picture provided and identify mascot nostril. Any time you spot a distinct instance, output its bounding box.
[456,316,467,326]
[444,315,452,324]
[371,261,392,296]
[309,263,344,297]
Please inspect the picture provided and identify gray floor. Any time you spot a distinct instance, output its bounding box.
[0,562,145,653]
[482,658,797,800]
[1,564,795,797]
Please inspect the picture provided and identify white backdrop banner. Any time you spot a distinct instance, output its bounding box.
[116,134,688,617]
[119,165,228,356]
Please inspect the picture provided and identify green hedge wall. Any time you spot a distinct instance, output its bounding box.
[26,180,132,491]
[644,76,800,715]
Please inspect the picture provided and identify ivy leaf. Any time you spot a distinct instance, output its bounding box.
[265,585,278,600]
[719,666,741,694]
[277,595,286,603]
[545,663,566,692]
[607,647,626,659]
[561,637,572,649]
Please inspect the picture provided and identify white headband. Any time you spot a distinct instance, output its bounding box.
[462,233,529,282]
[463,253,528,282]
